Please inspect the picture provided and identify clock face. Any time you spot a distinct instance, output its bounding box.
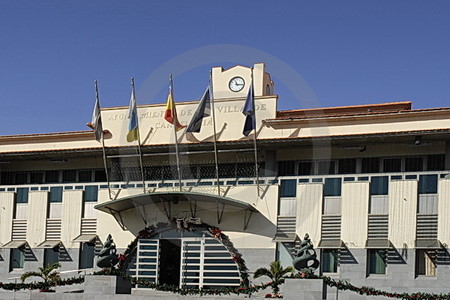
[229,77,245,92]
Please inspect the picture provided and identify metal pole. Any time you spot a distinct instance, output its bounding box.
[209,71,221,196]
[95,80,113,200]
[169,74,183,191]
[250,68,260,197]
[131,78,147,193]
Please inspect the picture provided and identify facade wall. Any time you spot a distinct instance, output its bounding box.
[2,64,450,296]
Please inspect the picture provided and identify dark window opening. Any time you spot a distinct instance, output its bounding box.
[338,159,356,174]
[317,161,335,175]
[278,161,296,176]
[362,158,380,173]
[427,154,445,171]
[405,157,423,172]
[383,158,401,173]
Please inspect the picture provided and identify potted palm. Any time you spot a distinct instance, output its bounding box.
[20,262,61,292]
[254,261,295,298]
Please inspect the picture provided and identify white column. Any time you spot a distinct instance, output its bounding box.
[297,183,323,246]
[388,180,418,249]
[438,178,450,246]
[27,191,48,247]
[341,181,369,248]
[0,192,14,245]
[61,190,83,248]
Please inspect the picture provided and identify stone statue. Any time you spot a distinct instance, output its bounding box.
[96,234,119,268]
[292,233,320,273]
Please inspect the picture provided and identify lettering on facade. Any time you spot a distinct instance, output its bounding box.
[106,104,267,123]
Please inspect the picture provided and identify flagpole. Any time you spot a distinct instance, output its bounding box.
[131,78,146,193]
[209,71,221,196]
[169,74,183,191]
[95,80,112,200]
[250,68,260,197]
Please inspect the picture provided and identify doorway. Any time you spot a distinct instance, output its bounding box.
[158,239,181,286]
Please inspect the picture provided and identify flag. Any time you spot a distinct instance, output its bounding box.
[164,78,185,131]
[91,83,103,142]
[242,80,255,136]
[126,87,139,142]
[186,85,211,133]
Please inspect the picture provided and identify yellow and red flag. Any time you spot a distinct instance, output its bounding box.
[164,76,185,131]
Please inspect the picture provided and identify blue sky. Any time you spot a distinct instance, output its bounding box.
[0,0,449,135]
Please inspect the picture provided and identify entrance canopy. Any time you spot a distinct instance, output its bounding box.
[95,191,258,230]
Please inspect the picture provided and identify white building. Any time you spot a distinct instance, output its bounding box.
[1,63,450,298]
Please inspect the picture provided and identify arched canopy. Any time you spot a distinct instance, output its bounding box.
[95,191,258,231]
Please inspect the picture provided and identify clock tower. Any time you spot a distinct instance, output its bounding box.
[211,63,274,99]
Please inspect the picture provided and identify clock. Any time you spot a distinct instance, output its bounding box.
[229,76,245,92]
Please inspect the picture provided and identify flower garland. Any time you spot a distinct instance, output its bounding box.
[4,269,450,299]
[117,218,250,287]
[95,269,270,296]
[0,276,84,291]
[298,272,450,300]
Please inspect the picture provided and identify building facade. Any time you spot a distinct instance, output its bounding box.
[1,63,450,297]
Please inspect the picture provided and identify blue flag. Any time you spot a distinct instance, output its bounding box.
[186,85,211,133]
[126,87,139,142]
[242,81,255,136]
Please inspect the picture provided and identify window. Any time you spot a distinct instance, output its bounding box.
[324,178,341,197]
[383,158,401,173]
[15,172,28,184]
[10,248,25,270]
[30,172,44,184]
[427,155,444,171]
[78,170,93,182]
[405,157,423,172]
[368,249,386,274]
[49,187,63,203]
[1,172,14,185]
[179,165,197,179]
[160,166,175,180]
[44,248,59,267]
[280,179,296,197]
[317,161,335,175]
[45,171,60,183]
[416,250,436,276]
[338,159,356,174]
[218,164,235,178]
[16,188,29,203]
[95,170,107,182]
[79,242,95,269]
[370,176,388,195]
[63,170,77,183]
[200,165,216,179]
[278,161,296,176]
[84,186,98,202]
[322,250,338,273]
[419,175,438,194]
[362,158,380,173]
[298,161,313,176]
